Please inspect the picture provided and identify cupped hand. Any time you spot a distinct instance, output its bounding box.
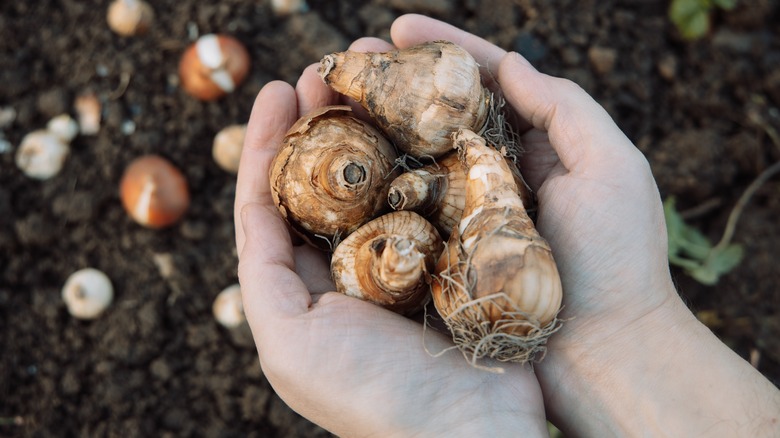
[389,11,682,433]
[391,15,780,437]
[234,38,548,437]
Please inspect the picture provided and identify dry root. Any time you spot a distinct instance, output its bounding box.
[480,92,523,162]
[436,245,562,366]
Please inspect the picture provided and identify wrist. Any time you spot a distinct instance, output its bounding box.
[539,284,780,436]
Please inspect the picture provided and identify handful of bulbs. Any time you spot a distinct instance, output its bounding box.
[269,41,562,365]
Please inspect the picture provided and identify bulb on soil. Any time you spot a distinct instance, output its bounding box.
[15,130,70,180]
[179,34,251,101]
[74,92,101,135]
[271,0,308,15]
[62,268,114,320]
[212,124,246,174]
[46,114,79,143]
[119,155,190,228]
[107,0,154,37]
[213,284,246,328]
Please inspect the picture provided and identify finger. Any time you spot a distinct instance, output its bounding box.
[296,63,339,117]
[234,81,298,255]
[293,244,336,296]
[498,52,636,172]
[390,14,505,87]
[238,202,311,320]
[517,128,565,191]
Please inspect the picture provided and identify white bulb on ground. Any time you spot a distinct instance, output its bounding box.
[46,114,79,143]
[62,268,114,320]
[15,130,70,180]
[213,284,246,328]
[212,124,246,174]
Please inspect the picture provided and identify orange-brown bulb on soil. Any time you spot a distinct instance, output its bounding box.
[319,40,490,158]
[120,155,190,228]
[179,34,250,101]
[269,106,401,250]
[432,129,562,365]
[331,211,443,314]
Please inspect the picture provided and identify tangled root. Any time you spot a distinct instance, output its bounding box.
[441,294,562,367]
[481,92,523,161]
[433,237,563,370]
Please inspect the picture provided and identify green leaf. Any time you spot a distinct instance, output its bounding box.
[706,244,744,274]
[712,0,737,10]
[686,245,742,285]
[682,10,711,39]
[669,0,712,40]
[664,197,712,260]
[664,197,742,285]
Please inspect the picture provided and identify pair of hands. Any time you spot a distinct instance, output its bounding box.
[235,15,780,437]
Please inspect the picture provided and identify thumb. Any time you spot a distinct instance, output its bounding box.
[497,52,636,173]
[238,202,311,321]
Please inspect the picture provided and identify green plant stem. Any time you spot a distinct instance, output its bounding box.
[713,160,780,252]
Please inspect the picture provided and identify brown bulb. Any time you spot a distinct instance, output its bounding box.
[432,129,562,364]
[269,106,400,250]
[179,34,251,101]
[120,155,190,228]
[331,211,443,314]
[320,40,490,158]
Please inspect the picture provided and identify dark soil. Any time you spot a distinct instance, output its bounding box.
[2,0,779,436]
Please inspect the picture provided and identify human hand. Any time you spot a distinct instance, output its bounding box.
[390,14,780,437]
[234,38,549,438]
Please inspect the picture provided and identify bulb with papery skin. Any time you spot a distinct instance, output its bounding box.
[179,34,251,101]
[213,124,246,174]
[62,268,114,320]
[107,0,154,36]
[120,155,190,228]
[15,130,70,180]
[331,211,443,315]
[432,129,562,364]
[213,284,246,328]
[270,105,400,250]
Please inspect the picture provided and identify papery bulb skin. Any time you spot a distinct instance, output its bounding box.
[320,41,490,159]
[331,211,443,314]
[432,129,562,364]
[270,106,401,250]
[387,152,465,238]
[388,151,534,239]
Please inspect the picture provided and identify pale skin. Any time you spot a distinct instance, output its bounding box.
[235,14,780,438]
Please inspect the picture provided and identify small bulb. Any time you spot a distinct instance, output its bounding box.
[107,0,154,36]
[212,124,246,174]
[119,155,190,228]
[271,0,308,15]
[46,114,79,143]
[213,284,246,328]
[75,92,101,135]
[62,268,114,320]
[15,130,70,180]
[179,34,251,101]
